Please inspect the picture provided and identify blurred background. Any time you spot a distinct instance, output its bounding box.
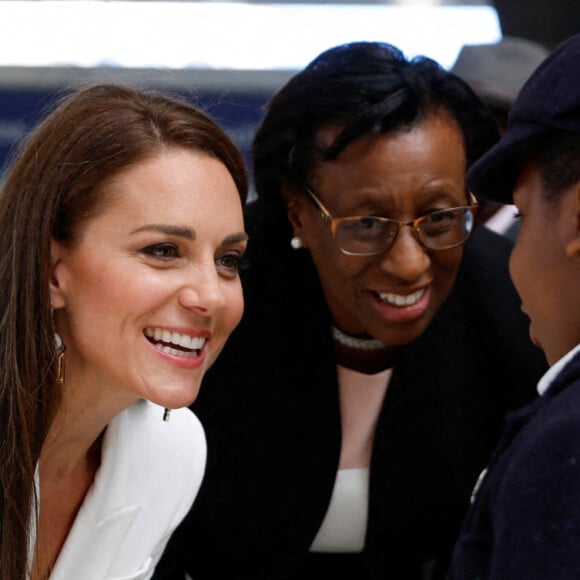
[0,0,578,179]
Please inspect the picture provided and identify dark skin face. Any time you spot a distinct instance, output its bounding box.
[511,161,580,365]
[285,113,469,371]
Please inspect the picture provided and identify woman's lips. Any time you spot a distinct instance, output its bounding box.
[144,327,209,368]
[144,327,207,354]
[376,288,425,306]
[370,286,431,323]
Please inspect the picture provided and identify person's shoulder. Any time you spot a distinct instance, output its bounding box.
[121,401,207,518]
[103,403,207,569]
[506,376,580,468]
[125,400,206,477]
[545,368,580,413]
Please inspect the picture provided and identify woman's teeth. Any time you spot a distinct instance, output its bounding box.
[377,288,425,306]
[144,328,206,357]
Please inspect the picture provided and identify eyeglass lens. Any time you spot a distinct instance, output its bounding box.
[335,207,475,255]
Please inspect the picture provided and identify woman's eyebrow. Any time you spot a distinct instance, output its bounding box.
[131,224,195,240]
[222,232,249,245]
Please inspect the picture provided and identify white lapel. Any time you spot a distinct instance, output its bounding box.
[49,407,144,579]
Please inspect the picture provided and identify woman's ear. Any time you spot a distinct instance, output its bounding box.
[281,183,309,247]
[565,183,580,258]
[49,239,67,309]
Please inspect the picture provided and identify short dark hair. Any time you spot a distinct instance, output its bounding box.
[531,131,580,203]
[252,41,499,210]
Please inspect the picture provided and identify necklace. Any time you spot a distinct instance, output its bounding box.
[331,325,387,351]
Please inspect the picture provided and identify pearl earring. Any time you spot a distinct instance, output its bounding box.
[290,236,303,250]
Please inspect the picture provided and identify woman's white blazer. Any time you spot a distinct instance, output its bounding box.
[35,399,206,580]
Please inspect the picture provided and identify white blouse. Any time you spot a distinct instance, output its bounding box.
[310,467,370,552]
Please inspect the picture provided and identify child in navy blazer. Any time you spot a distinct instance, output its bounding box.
[448,32,580,580]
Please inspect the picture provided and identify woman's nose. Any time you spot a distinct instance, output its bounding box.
[379,226,431,282]
[177,264,226,315]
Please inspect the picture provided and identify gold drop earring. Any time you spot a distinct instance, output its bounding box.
[55,332,66,384]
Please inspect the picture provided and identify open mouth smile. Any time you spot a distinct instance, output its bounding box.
[376,288,425,306]
[144,327,206,358]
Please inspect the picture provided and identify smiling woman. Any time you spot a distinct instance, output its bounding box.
[50,148,247,410]
[0,84,248,579]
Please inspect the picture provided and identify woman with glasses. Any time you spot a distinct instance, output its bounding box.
[155,42,547,580]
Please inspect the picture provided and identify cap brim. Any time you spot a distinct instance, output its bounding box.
[466,122,545,204]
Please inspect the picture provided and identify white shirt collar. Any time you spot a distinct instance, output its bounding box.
[537,343,580,396]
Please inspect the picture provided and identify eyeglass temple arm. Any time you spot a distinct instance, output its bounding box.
[303,187,332,222]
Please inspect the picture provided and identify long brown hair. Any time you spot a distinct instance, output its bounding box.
[0,83,248,579]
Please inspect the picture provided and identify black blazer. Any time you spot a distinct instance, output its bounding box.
[154,219,547,580]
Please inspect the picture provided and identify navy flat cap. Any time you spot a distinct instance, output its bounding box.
[467,32,580,203]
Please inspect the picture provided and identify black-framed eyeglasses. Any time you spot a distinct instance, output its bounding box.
[304,187,478,256]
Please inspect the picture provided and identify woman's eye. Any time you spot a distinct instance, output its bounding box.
[345,217,382,232]
[357,217,380,230]
[141,243,179,260]
[217,253,243,275]
[426,211,453,224]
